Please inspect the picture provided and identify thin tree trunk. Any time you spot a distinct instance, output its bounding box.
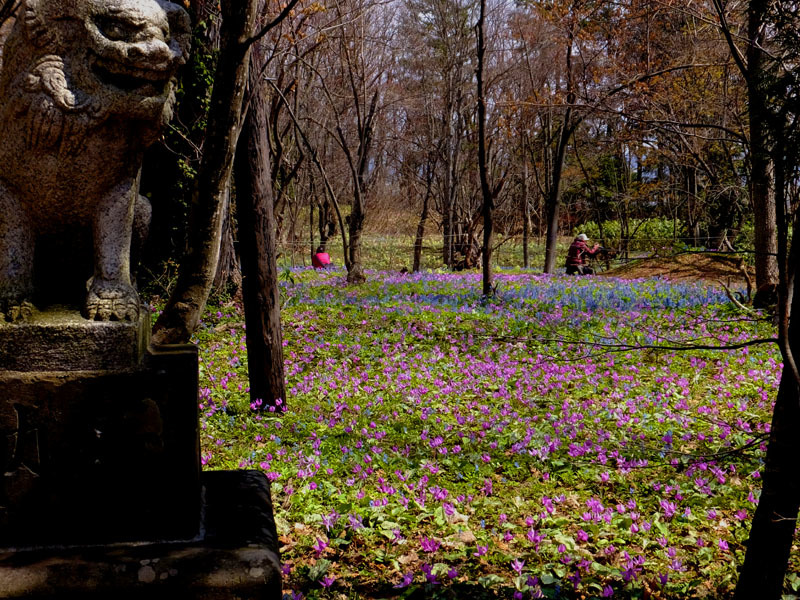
[543,107,573,274]
[152,1,257,345]
[751,147,778,296]
[447,136,460,268]
[233,43,286,412]
[268,79,351,271]
[318,198,333,251]
[687,167,699,246]
[442,87,454,268]
[522,161,530,269]
[543,36,575,275]
[309,179,315,260]
[476,0,493,297]
[413,174,431,273]
[442,82,462,268]
[342,86,378,285]
[747,0,779,305]
[443,147,453,267]
[212,188,242,296]
[347,194,366,283]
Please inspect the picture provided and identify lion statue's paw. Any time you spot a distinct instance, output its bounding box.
[84,280,140,322]
[1,299,34,323]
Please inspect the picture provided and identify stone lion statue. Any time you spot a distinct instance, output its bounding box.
[0,0,191,322]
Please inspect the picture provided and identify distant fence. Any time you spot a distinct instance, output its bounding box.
[275,234,734,271]
[277,236,533,270]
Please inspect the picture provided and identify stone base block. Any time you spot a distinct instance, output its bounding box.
[0,471,282,599]
[0,307,149,372]
[0,345,200,547]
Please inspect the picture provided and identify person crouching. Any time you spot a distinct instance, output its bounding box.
[565,234,601,275]
[312,246,332,269]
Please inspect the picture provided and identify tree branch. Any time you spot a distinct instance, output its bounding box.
[245,0,304,48]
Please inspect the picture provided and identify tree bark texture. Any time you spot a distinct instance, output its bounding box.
[542,34,576,275]
[413,174,431,273]
[476,0,493,297]
[543,106,573,274]
[343,88,378,285]
[152,1,257,346]
[442,129,455,267]
[309,187,315,258]
[211,188,242,297]
[747,0,779,303]
[522,161,530,269]
[734,342,800,598]
[441,82,462,269]
[233,44,287,411]
[347,197,366,283]
[318,196,336,251]
[735,128,800,598]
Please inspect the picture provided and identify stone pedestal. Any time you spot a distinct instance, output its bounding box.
[0,471,281,600]
[0,307,150,372]
[0,310,281,598]
[0,341,200,547]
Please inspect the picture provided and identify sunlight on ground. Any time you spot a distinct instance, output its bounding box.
[192,269,788,599]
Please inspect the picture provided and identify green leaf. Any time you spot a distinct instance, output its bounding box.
[540,573,556,585]
[788,573,800,592]
[478,574,505,588]
[308,559,331,581]
[513,575,529,591]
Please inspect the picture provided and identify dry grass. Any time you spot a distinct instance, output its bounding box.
[600,252,754,290]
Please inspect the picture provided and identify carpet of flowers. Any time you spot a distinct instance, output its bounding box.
[193,268,798,599]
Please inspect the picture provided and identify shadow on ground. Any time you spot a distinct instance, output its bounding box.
[599,252,752,289]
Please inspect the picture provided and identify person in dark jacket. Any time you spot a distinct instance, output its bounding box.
[565,233,601,275]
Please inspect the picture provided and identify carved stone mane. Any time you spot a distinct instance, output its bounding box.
[0,0,190,322]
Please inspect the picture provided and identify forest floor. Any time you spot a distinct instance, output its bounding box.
[601,252,753,290]
[195,268,790,600]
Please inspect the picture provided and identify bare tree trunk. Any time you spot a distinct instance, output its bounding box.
[522,161,530,269]
[318,196,335,251]
[443,138,456,267]
[152,1,257,346]
[442,92,454,268]
[442,83,462,268]
[751,137,778,299]
[233,43,286,412]
[413,175,431,273]
[447,136,460,268]
[476,0,493,297]
[269,78,351,272]
[543,35,575,275]
[687,167,699,246]
[735,134,799,599]
[746,0,778,305]
[342,86,379,285]
[347,195,366,283]
[212,188,242,296]
[543,106,573,274]
[309,182,315,260]
[735,362,800,600]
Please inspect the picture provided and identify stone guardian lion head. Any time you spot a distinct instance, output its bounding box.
[17,0,191,124]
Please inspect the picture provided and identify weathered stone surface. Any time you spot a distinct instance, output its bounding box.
[0,471,282,599]
[0,345,200,547]
[0,307,149,371]
[0,0,191,322]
